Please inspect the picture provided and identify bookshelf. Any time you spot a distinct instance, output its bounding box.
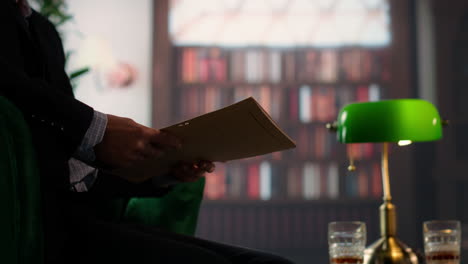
[167,46,387,263]
[152,0,416,262]
[172,46,388,201]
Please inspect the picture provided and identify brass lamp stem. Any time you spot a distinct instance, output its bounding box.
[382,142,392,202]
[380,142,396,237]
[364,142,419,264]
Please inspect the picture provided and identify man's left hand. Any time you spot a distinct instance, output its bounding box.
[170,160,215,182]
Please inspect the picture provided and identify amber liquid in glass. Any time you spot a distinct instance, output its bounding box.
[425,251,460,264]
[330,256,364,264]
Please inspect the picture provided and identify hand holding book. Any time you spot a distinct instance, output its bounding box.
[111,97,296,181]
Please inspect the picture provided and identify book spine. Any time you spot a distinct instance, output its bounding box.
[320,50,338,82]
[299,85,312,123]
[327,163,339,199]
[259,161,272,200]
[247,162,260,199]
[358,166,369,198]
[269,50,282,83]
[345,168,359,198]
[356,85,369,102]
[204,162,226,199]
[302,162,320,199]
[284,51,296,82]
[289,87,299,121]
[369,83,381,101]
[371,162,382,198]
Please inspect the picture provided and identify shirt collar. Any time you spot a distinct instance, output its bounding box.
[16,0,32,18]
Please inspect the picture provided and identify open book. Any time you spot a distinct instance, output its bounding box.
[112,97,296,179]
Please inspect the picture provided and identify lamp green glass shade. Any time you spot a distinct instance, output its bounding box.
[336,99,442,143]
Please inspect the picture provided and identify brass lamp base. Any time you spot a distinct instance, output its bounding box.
[363,236,421,264]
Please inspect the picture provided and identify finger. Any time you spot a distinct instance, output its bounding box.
[147,129,181,150]
[185,163,208,181]
[197,160,215,173]
[172,162,192,181]
[133,139,154,159]
[171,162,206,182]
[117,151,143,169]
[143,144,165,159]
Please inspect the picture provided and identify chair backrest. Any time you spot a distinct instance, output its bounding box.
[0,96,43,264]
[124,177,206,236]
[0,96,205,264]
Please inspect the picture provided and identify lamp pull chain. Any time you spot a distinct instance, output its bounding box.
[382,142,392,202]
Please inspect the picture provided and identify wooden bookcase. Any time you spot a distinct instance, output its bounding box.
[152,0,415,263]
[172,46,387,201]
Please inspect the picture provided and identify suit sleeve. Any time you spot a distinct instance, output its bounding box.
[0,2,94,156]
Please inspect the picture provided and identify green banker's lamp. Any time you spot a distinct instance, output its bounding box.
[327,99,445,264]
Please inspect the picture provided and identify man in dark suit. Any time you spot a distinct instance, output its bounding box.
[0,0,294,263]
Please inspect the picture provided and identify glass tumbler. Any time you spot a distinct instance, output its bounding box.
[328,221,366,264]
[423,220,461,264]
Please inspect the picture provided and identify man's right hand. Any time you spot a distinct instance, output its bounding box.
[94,114,181,169]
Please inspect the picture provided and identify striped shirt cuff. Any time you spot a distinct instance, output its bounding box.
[73,110,107,163]
[69,110,107,192]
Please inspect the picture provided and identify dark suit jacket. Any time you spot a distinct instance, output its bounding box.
[0,2,96,260]
[0,2,170,263]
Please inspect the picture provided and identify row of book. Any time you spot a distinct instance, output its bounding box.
[203,161,382,200]
[290,127,376,160]
[176,47,391,83]
[294,84,380,123]
[291,126,338,160]
[176,84,381,123]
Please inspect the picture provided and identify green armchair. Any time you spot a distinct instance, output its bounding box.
[0,96,205,264]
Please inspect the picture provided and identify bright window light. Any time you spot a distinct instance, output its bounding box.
[169,0,391,47]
